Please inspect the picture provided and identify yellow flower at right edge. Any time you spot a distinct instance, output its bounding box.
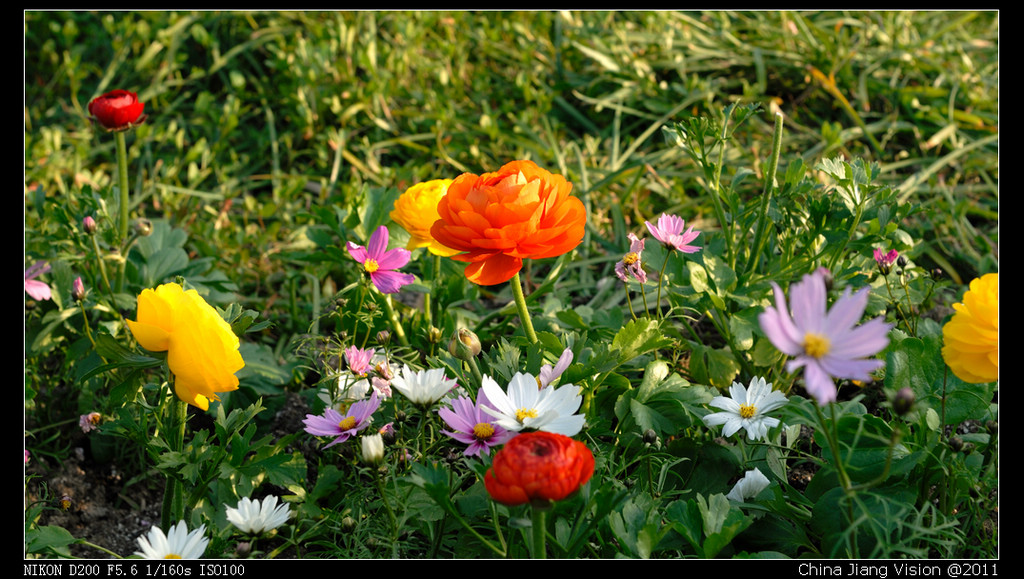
[942,272,998,384]
[126,283,244,410]
[390,179,461,257]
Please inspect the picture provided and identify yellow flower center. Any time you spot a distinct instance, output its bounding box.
[363,259,380,274]
[338,416,357,430]
[739,403,757,419]
[515,408,538,423]
[623,252,640,265]
[803,332,831,358]
[164,554,182,559]
[473,423,495,440]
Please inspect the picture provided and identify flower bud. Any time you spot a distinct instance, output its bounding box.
[135,218,153,237]
[428,325,442,344]
[72,277,86,302]
[892,387,915,416]
[83,216,98,235]
[361,433,385,466]
[59,495,73,511]
[340,516,357,533]
[448,328,481,360]
[642,428,658,445]
[375,330,391,346]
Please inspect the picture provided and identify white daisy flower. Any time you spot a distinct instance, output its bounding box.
[225,495,292,535]
[390,364,457,409]
[481,372,585,436]
[727,468,771,502]
[134,521,209,559]
[702,376,788,441]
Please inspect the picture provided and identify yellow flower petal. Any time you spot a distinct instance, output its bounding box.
[127,283,244,409]
[942,273,998,384]
[390,179,462,257]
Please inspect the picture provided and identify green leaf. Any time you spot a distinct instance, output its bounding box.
[25,525,78,556]
[884,331,995,426]
[610,318,673,366]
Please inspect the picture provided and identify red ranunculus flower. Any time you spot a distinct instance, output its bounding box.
[484,431,594,507]
[88,89,146,131]
[429,160,586,286]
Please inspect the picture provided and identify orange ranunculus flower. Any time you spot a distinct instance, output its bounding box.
[126,283,244,410]
[429,160,586,286]
[484,431,594,507]
[942,272,998,384]
[390,179,461,257]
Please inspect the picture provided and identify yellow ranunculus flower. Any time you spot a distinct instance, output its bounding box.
[942,272,998,384]
[389,179,461,257]
[126,283,244,410]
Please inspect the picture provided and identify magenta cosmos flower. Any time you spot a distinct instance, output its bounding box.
[758,270,891,405]
[346,225,415,294]
[303,391,382,448]
[439,388,516,457]
[645,214,701,253]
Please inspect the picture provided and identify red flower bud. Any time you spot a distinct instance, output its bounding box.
[88,89,146,131]
[484,431,594,507]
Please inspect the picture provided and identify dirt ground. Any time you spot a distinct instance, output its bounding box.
[25,392,313,559]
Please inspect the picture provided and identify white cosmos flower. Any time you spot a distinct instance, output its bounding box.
[134,521,209,559]
[702,376,788,441]
[481,372,585,436]
[225,496,291,535]
[727,468,771,502]
[390,364,456,408]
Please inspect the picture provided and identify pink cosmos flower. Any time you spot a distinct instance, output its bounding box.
[439,388,516,457]
[344,345,375,376]
[346,225,415,294]
[644,214,701,253]
[25,261,52,301]
[303,390,382,448]
[79,412,102,434]
[873,248,899,275]
[758,270,891,405]
[614,233,648,284]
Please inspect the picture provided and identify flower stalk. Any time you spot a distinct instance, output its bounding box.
[510,272,538,344]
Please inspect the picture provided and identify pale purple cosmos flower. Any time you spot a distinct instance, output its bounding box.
[539,348,573,388]
[303,390,381,448]
[346,225,415,294]
[645,214,701,253]
[25,261,52,301]
[758,270,892,405]
[615,233,647,283]
[438,388,515,457]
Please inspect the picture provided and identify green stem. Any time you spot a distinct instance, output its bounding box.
[380,293,409,347]
[531,504,548,559]
[742,112,784,283]
[160,390,188,530]
[374,470,398,540]
[510,272,538,344]
[114,131,131,293]
[115,131,130,244]
[654,251,672,320]
[712,105,737,269]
